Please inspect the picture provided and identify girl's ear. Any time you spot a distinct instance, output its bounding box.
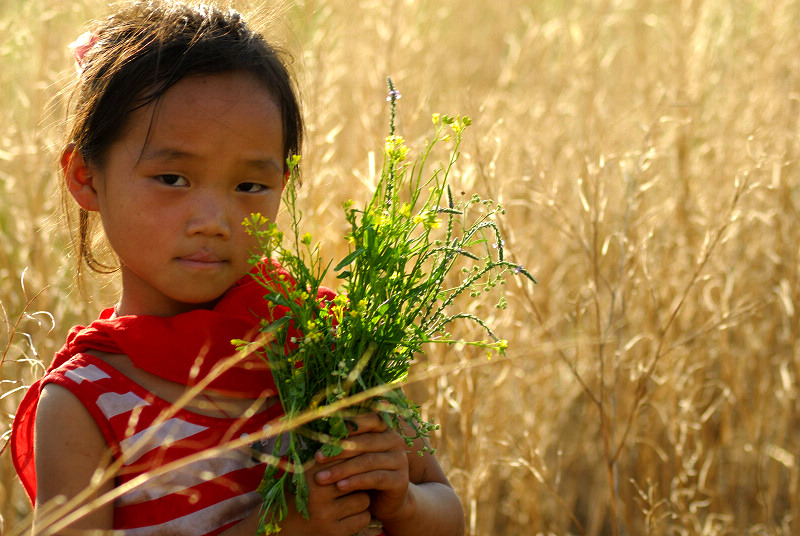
[62,144,100,211]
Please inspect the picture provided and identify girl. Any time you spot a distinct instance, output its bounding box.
[10,2,464,535]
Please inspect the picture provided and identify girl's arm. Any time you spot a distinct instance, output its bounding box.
[33,383,115,534]
[378,440,465,536]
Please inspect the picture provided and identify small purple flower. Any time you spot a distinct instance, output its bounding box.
[386,89,402,102]
[514,264,524,274]
[493,240,505,249]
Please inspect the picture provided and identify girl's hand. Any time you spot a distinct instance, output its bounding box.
[313,412,411,523]
[222,459,372,536]
[276,457,373,536]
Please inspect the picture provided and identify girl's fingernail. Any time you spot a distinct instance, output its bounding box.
[317,470,330,481]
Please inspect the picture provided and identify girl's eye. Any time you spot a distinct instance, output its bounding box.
[156,174,188,187]
[236,182,268,193]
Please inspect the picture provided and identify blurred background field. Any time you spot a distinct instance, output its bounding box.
[2,0,799,534]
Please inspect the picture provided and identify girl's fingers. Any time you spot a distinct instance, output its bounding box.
[335,508,373,536]
[335,469,403,493]
[316,451,405,486]
[334,490,372,519]
[320,418,404,457]
[316,430,401,465]
[296,486,371,536]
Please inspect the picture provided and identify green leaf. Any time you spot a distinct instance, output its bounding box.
[334,248,365,271]
[261,315,291,335]
[320,442,344,457]
[291,454,310,519]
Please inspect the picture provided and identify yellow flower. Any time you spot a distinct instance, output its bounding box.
[242,212,270,235]
[384,135,409,161]
[374,212,390,227]
[419,211,441,229]
[432,113,440,125]
[451,115,472,134]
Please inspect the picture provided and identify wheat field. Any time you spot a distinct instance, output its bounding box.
[2,0,799,534]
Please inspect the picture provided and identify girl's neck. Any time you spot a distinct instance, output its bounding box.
[115,277,222,317]
[114,299,215,318]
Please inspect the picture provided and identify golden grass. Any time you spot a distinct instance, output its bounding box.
[2,0,800,534]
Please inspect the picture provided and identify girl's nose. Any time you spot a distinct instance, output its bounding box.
[185,193,232,239]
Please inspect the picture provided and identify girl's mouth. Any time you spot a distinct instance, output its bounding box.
[178,251,225,266]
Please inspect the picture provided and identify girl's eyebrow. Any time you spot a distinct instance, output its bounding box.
[139,147,282,172]
[138,147,195,163]
[244,157,283,173]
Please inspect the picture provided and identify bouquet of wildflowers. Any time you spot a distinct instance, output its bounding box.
[239,80,535,534]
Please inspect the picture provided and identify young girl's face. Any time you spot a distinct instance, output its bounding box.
[70,71,285,316]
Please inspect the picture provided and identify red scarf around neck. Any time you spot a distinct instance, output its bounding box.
[10,260,334,503]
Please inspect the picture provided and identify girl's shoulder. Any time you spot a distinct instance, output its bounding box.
[47,350,123,378]
[43,352,144,408]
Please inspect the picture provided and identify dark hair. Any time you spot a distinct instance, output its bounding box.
[66,0,303,273]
